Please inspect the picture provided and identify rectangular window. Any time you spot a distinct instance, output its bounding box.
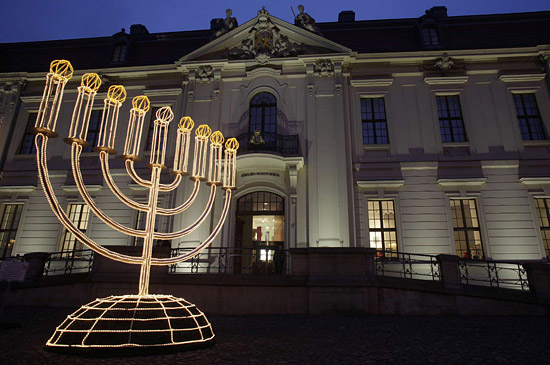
[535,198,550,258]
[436,95,467,143]
[112,44,127,62]
[368,200,398,256]
[0,204,23,258]
[361,98,389,145]
[145,107,160,151]
[450,199,484,259]
[83,110,102,153]
[513,94,548,141]
[59,203,90,255]
[18,112,38,154]
[422,26,439,46]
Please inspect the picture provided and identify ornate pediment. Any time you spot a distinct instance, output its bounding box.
[178,8,350,64]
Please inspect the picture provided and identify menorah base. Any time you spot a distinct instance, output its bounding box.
[45,294,215,356]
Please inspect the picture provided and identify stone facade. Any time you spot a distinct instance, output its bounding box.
[0,7,549,263]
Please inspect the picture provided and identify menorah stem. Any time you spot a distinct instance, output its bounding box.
[138,166,162,296]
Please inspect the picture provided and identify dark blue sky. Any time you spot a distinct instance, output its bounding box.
[1,0,549,43]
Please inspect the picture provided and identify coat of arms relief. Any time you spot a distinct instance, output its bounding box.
[227,8,312,64]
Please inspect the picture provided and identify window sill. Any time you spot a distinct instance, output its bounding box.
[442,142,470,148]
[363,144,390,151]
[522,140,550,147]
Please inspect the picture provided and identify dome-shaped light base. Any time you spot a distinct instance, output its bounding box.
[46,294,214,356]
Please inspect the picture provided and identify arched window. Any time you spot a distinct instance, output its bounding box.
[249,92,277,135]
[422,25,439,46]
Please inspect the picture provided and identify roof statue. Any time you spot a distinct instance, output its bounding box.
[214,9,238,38]
[294,5,322,36]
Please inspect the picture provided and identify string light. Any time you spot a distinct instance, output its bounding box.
[31,59,239,351]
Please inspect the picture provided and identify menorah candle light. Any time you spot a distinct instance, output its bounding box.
[122,95,150,160]
[30,59,239,352]
[33,60,74,137]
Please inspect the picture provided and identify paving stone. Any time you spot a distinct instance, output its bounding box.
[0,307,549,364]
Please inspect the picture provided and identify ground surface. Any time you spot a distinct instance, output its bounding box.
[0,306,549,364]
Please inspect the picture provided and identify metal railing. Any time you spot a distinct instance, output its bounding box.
[459,259,529,291]
[375,250,441,281]
[43,249,94,276]
[169,246,290,275]
[236,132,300,155]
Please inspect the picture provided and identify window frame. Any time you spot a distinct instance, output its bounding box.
[422,25,440,46]
[436,95,468,143]
[111,43,128,63]
[18,112,38,155]
[367,199,398,257]
[59,203,90,255]
[449,198,485,260]
[360,97,390,145]
[248,92,278,136]
[0,203,24,258]
[534,197,550,258]
[512,93,548,141]
[82,109,103,153]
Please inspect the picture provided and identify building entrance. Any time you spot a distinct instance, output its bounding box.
[234,191,285,274]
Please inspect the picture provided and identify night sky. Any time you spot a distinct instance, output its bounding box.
[1,0,549,43]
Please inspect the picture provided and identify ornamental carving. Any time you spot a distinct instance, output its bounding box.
[197,65,214,83]
[314,59,334,77]
[227,8,311,64]
[434,55,454,71]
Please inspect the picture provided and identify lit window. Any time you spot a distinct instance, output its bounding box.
[60,203,90,255]
[450,199,484,259]
[368,200,398,256]
[0,204,23,258]
[361,98,389,145]
[436,95,467,143]
[535,198,550,258]
[145,107,161,151]
[112,44,127,62]
[422,26,439,46]
[249,92,277,144]
[83,110,102,153]
[513,94,548,141]
[18,112,38,154]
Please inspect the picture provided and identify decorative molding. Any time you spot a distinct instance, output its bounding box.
[196,65,214,83]
[245,68,282,78]
[357,180,405,190]
[499,74,546,83]
[314,59,334,77]
[519,177,550,186]
[62,185,102,193]
[20,95,43,103]
[0,185,36,193]
[437,178,487,187]
[129,184,150,192]
[143,88,183,97]
[350,79,393,87]
[424,76,469,85]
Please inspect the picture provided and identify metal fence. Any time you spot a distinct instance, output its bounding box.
[170,246,290,275]
[236,132,300,156]
[43,249,94,276]
[375,250,441,281]
[459,259,529,291]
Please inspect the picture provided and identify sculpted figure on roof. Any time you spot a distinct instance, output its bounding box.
[215,9,238,38]
[294,5,322,36]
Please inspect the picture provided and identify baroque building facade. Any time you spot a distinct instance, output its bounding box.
[0,6,550,265]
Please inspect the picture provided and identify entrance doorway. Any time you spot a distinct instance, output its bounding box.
[234,191,285,274]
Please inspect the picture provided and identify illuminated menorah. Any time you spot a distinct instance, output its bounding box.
[31,60,238,353]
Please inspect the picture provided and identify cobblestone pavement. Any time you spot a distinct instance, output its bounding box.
[1,306,549,364]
